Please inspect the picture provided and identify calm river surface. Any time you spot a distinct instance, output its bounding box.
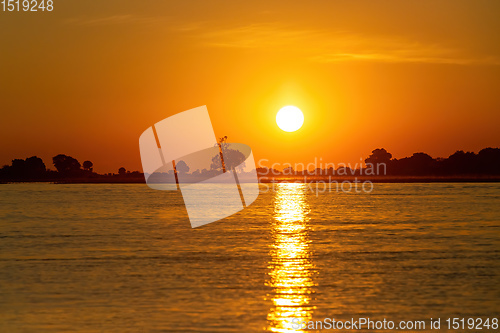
[0,183,499,332]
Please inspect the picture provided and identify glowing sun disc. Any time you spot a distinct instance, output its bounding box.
[276,106,304,132]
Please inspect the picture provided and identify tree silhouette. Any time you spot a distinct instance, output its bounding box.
[118,167,127,175]
[211,153,224,171]
[216,136,228,172]
[445,150,477,174]
[52,154,81,175]
[223,148,245,171]
[82,160,93,172]
[211,136,246,172]
[409,152,435,175]
[391,152,435,175]
[283,166,295,175]
[11,159,26,178]
[1,156,47,179]
[176,160,190,174]
[364,148,393,175]
[25,156,46,175]
[477,148,500,174]
[365,148,392,166]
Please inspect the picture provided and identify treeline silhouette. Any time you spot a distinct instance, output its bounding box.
[365,147,500,176]
[1,147,499,182]
[256,147,500,178]
[0,154,142,182]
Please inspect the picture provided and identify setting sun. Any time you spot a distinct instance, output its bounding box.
[276,106,304,132]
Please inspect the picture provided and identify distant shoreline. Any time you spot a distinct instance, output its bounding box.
[3,147,499,185]
[2,175,500,184]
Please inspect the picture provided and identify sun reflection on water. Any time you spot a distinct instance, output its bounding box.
[267,183,316,332]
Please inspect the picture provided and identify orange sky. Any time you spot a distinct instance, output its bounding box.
[1,0,499,173]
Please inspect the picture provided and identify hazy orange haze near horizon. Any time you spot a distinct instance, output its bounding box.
[1,0,499,173]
